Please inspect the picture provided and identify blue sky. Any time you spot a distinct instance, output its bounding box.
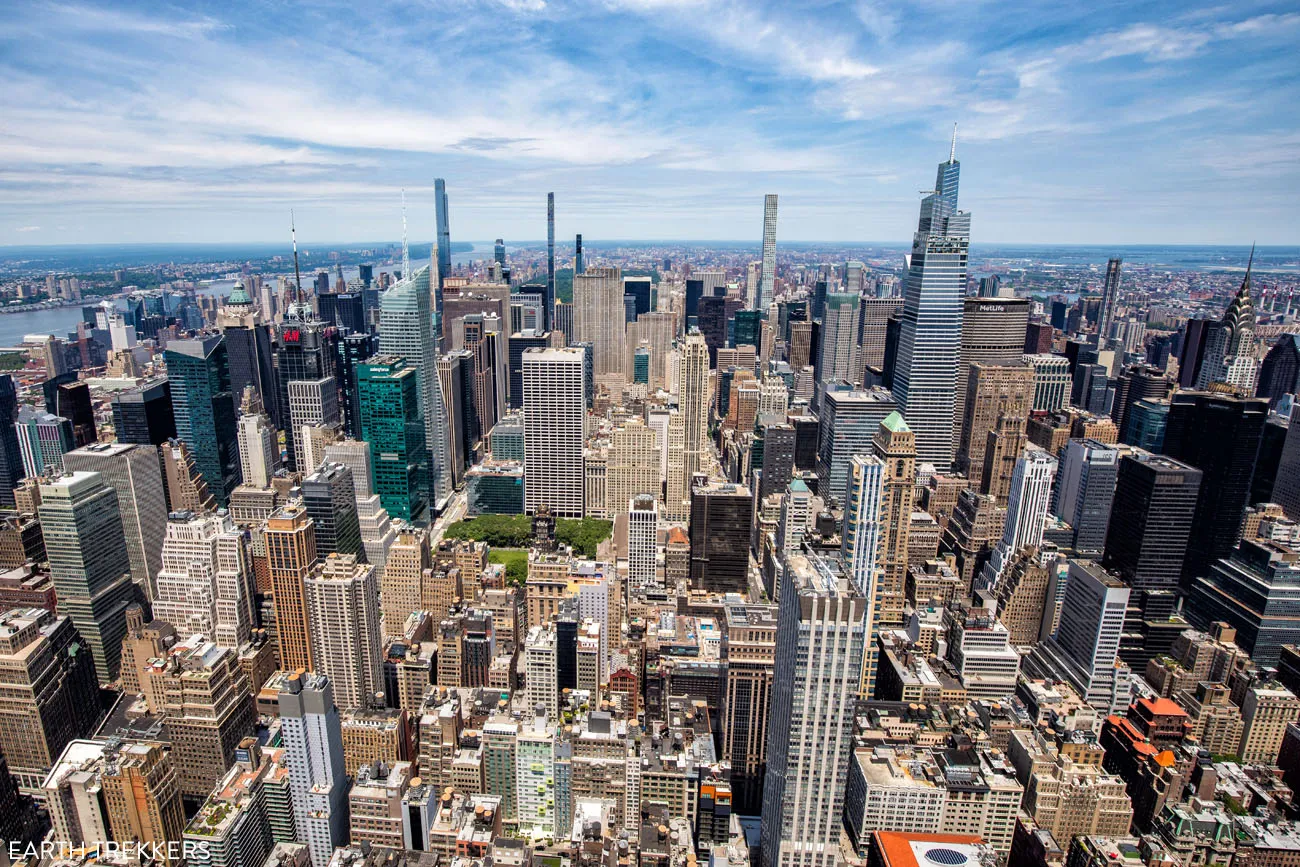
[1,0,1298,246]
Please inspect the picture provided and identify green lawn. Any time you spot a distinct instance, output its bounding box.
[488,548,529,586]
[444,513,612,558]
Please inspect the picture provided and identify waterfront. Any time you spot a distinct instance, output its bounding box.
[0,244,494,349]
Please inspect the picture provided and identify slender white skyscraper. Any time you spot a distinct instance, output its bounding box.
[237,409,278,488]
[678,332,710,483]
[980,445,1057,589]
[279,673,349,867]
[523,347,587,517]
[758,194,778,309]
[842,456,884,696]
[627,494,658,592]
[380,265,452,511]
[760,552,864,867]
[891,134,969,469]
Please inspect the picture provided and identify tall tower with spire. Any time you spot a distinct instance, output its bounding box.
[1196,245,1258,393]
[890,130,971,469]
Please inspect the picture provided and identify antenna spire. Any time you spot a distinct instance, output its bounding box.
[1242,242,1255,294]
[949,122,958,163]
[401,189,410,281]
[290,210,303,303]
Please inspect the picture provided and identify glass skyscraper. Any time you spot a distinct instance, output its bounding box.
[164,334,240,505]
[890,140,969,469]
[379,266,452,513]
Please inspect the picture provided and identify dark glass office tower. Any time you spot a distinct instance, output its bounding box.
[1252,416,1289,508]
[689,480,754,594]
[697,296,727,365]
[43,376,95,447]
[1103,452,1201,595]
[318,291,367,337]
[507,331,551,410]
[0,375,22,508]
[111,379,176,446]
[337,331,378,439]
[164,335,240,505]
[625,276,651,318]
[686,279,704,322]
[220,285,280,427]
[1257,335,1300,407]
[275,317,338,472]
[301,463,362,558]
[1163,391,1270,577]
[1178,318,1213,389]
[734,309,763,349]
[758,422,796,500]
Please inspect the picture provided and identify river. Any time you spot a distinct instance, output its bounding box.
[0,243,497,349]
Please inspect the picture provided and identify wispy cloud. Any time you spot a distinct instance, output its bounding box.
[0,0,1296,244]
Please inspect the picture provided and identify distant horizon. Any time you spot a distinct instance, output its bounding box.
[1,240,1293,252]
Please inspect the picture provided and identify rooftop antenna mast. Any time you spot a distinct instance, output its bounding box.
[949,122,958,163]
[291,210,303,304]
[401,189,410,280]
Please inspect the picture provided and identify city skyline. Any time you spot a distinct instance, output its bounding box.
[2,1,1298,246]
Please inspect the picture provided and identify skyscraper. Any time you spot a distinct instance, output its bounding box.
[818,292,861,386]
[0,375,23,507]
[627,494,658,593]
[522,347,586,517]
[546,192,555,331]
[891,138,969,469]
[573,265,625,379]
[1029,560,1132,714]
[380,265,451,512]
[758,194,778,309]
[0,608,102,791]
[873,413,915,631]
[279,672,349,867]
[38,471,136,683]
[842,455,884,696]
[434,177,451,292]
[110,379,176,447]
[1052,439,1119,558]
[357,355,428,523]
[236,392,278,488]
[265,504,317,673]
[1102,452,1202,595]
[152,511,256,648]
[721,602,778,815]
[761,552,864,867]
[164,335,241,505]
[678,332,711,487]
[217,284,279,428]
[956,297,1030,445]
[689,480,753,594]
[301,463,362,559]
[1097,257,1123,341]
[981,447,1057,588]
[1163,390,1270,577]
[816,387,899,507]
[304,554,383,710]
[575,233,584,277]
[64,442,168,604]
[273,317,337,474]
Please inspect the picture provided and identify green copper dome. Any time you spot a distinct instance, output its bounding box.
[227,283,253,306]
